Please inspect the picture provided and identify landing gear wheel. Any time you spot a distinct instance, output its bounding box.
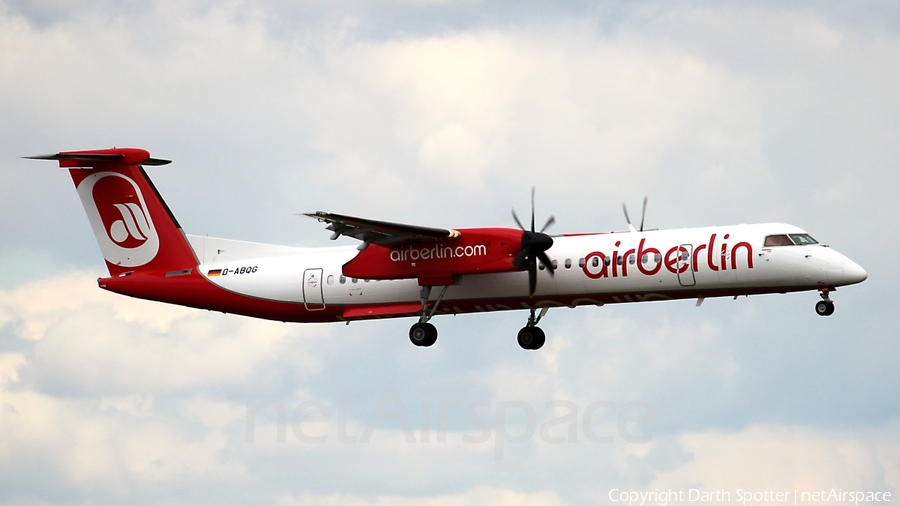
[517,326,546,350]
[815,300,835,316]
[409,322,438,347]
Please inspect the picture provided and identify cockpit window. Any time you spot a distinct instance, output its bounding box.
[765,233,820,247]
[789,233,818,245]
[764,234,793,247]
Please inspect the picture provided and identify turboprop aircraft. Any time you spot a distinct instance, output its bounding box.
[28,148,867,350]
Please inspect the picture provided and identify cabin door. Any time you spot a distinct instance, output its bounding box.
[676,244,696,287]
[302,268,325,310]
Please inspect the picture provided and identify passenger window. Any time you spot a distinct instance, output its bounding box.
[551,259,558,269]
[539,263,544,270]
[339,275,346,284]
[352,278,358,283]
[764,235,794,247]
[789,233,819,245]
[564,259,572,269]
[327,275,334,285]
[628,255,635,265]
[655,253,661,262]
[604,257,611,266]
[616,256,623,265]
[364,279,370,283]
[592,257,599,268]
[641,254,648,264]
[579,258,585,268]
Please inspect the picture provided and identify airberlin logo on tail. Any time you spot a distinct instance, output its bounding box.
[109,203,152,244]
[76,172,160,267]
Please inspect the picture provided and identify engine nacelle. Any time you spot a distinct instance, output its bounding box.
[342,227,524,283]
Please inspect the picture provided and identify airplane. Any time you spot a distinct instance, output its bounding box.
[27,147,868,350]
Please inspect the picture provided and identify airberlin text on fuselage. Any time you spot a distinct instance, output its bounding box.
[390,244,488,262]
[583,234,754,279]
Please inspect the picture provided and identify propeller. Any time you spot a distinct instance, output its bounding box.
[512,187,555,296]
[622,196,649,232]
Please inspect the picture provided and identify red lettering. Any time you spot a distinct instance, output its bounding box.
[637,239,662,275]
[692,243,706,272]
[721,233,730,270]
[583,251,608,279]
[707,234,719,271]
[665,246,689,274]
[731,242,754,270]
[621,248,635,276]
[664,246,679,273]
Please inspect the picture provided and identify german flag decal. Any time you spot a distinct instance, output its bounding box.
[207,269,222,277]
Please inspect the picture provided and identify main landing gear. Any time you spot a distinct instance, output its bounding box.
[407,287,552,350]
[409,285,449,347]
[409,321,438,347]
[815,288,836,316]
[518,307,549,350]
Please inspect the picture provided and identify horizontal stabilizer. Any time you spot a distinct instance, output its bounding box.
[25,148,171,166]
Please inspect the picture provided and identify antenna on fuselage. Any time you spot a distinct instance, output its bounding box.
[622,196,649,232]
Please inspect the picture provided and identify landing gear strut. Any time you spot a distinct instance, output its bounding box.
[815,289,835,316]
[409,285,448,347]
[517,307,549,350]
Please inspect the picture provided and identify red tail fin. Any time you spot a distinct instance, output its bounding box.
[29,148,197,276]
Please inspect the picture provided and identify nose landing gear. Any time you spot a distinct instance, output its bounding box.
[815,289,835,316]
[518,307,549,350]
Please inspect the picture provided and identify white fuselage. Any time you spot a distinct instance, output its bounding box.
[189,223,867,318]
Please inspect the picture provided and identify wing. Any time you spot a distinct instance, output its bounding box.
[305,211,461,247]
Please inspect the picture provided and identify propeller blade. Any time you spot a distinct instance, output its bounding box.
[537,251,555,277]
[527,257,537,296]
[530,187,536,232]
[622,202,637,233]
[512,248,528,268]
[540,215,556,234]
[639,196,648,232]
[511,188,556,296]
[512,208,525,231]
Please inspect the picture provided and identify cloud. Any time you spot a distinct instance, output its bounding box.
[0,386,247,494]
[647,422,900,492]
[279,486,570,506]
[0,266,896,502]
[0,272,327,394]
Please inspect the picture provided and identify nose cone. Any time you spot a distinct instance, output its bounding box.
[827,250,867,286]
[842,259,868,285]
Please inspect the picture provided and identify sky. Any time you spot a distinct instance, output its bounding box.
[0,0,899,504]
